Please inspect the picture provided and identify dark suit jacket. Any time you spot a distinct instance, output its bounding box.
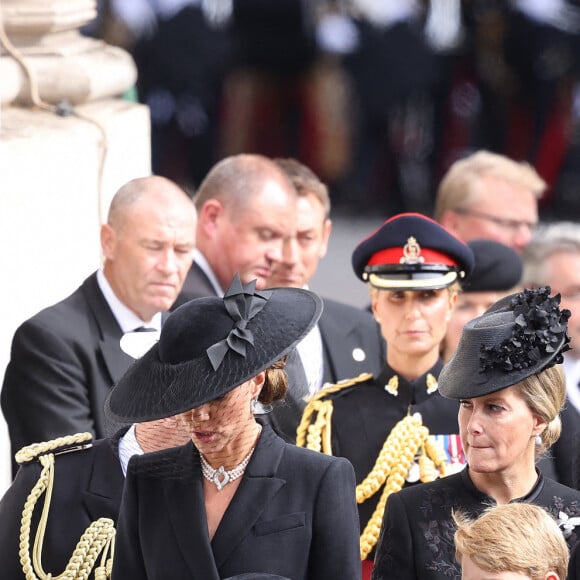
[1,273,135,473]
[0,437,124,577]
[179,261,218,302]
[112,426,361,580]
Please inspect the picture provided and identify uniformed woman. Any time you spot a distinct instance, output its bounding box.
[297,212,474,579]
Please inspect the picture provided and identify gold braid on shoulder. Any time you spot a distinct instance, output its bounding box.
[296,381,449,561]
[296,373,373,452]
[16,433,116,580]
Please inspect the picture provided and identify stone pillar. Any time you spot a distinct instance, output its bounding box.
[0,0,137,105]
[0,0,151,494]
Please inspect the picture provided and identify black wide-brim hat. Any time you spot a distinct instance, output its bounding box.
[439,286,571,399]
[352,212,474,290]
[105,275,323,423]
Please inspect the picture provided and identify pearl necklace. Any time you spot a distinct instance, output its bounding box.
[200,427,261,491]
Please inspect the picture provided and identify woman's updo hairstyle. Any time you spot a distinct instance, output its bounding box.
[259,356,288,405]
[518,365,566,455]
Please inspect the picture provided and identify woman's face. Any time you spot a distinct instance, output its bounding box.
[180,374,263,460]
[458,385,546,476]
[444,290,504,360]
[372,288,457,360]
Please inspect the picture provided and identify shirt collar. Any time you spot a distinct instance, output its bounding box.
[193,249,224,297]
[96,269,162,333]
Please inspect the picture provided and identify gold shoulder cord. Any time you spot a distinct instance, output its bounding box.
[16,433,116,580]
[296,378,449,560]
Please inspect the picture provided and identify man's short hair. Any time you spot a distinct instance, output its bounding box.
[273,158,331,219]
[453,503,569,580]
[193,154,295,216]
[434,151,546,221]
[522,221,580,287]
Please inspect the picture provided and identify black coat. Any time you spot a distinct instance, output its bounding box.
[1,273,134,473]
[372,469,580,580]
[0,437,124,578]
[112,426,361,580]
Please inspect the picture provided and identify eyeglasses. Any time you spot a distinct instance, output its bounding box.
[452,208,537,233]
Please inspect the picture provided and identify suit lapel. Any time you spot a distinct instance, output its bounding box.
[318,302,352,384]
[211,427,286,569]
[166,445,220,580]
[81,274,134,383]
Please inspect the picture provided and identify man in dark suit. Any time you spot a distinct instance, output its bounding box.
[179,154,298,300]
[1,176,197,474]
[264,159,385,440]
[0,416,190,578]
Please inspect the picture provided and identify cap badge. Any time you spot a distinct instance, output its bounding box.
[401,236,424,265]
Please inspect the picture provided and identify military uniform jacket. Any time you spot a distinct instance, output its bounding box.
[0,437,124,578]
[328,361,461,536]
[112,426,362,580]
[372,469,580,580]
[263,298,385,442]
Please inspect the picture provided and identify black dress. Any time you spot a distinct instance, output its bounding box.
[372,468,580,580]
[303,360,465,560]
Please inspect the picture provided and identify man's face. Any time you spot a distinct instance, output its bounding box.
[210,179,297,290]
[544,251,580,352]
[102,196,196,321]
[266,193,331,288]
[445,175,538,253]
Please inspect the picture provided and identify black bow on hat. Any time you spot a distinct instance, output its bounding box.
[439,286,571,399]
[105,275,323,423]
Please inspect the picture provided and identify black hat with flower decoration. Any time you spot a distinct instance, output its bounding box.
[351,212,474,291]
[439,286,571,399]
[105,274,323,423]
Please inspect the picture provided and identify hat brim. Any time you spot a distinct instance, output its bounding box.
[105,288,323,423]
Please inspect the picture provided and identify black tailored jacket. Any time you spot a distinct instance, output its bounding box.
[329,361,461,539]
[1,273,135,472]
[0,437,124,578]
[112,426,362,580]
[372,469,580,580]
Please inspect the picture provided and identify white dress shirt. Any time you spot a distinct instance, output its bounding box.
[117,424,144,476]
[96,269,162,333]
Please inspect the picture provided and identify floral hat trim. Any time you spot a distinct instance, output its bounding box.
[479,286,571,375]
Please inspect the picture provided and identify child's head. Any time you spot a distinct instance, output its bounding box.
[453,503,568,580]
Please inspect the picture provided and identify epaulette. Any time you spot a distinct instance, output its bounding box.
[309,372,374,403]
[15,432,93,465]
[296,373,372,452]
[17,431,114,579]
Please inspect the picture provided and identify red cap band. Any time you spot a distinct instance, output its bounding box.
[367,247,459,268]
